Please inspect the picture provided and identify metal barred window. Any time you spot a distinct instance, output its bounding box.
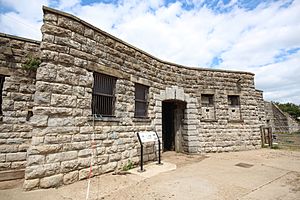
[201,94,214,107]
[135,83,149,118]
[92,72,116,116]
[228,95,240,107]
[0,75,5,115]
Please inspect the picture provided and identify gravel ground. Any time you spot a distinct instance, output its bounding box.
[1,149,299,200]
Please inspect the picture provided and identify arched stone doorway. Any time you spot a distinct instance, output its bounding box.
[162,100,186,152]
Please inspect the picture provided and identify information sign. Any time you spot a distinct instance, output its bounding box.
[138,131,158,143]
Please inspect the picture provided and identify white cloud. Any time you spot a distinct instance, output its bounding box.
[0,0,299,104]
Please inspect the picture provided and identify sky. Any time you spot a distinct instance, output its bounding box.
[0,0,299,104]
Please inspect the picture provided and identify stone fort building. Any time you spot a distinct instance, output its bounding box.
[0,7,266,190]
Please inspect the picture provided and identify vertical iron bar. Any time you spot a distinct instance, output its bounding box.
[155,131,162,165]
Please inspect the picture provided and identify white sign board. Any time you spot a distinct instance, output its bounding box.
[138,131,158,143]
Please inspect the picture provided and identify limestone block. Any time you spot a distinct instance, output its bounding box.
[6,152,27,162]
[44,135,72,144]
[36,81,72,94]
[84,28,94,38]
[96,147,105,155]
[46,151,78,163]
[29,144,62,155]
[27,155,45,166]
[74,57,88,68]
[102,162,117,173]
[36,63,57,81]
[11,161,26,169]
[42,34,54,43]
[0,163,10,170]
[109,154,121,162]
[0,154,5,162]
[51,94,77,107]
[25,163,61,179]
[63,142,87,151]
[165,87,175,99]
[78,73,93,87]
[63,171,79,185]
[61,160,79,173]
[30,115,48,127]
[2,99,14,111]
[78,168,90,180]
[6,138,23,144]
[44,13,57,22]
[23,179,40,191]
[13,124,32,132]
[47,117,75,127]
[13,101,27,110]
[0,124,13,132]
[31,136,44,146]
[33,106,73,116]
[0,145,18,153]
[11,93,32,101]
[97,155,109,165]
[58,53,74,64]
[19,84,35,94]
[41,24,72,37]
[40,174,63,189]
[183,125,197,130]
[71,32,87,44]
[176,88,185,101]
[69,48,98,62]
[77,98,91,109]
[78,158,90,168]
[78,149,92,157]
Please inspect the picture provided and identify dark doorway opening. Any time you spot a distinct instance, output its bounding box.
[162,100,186,152]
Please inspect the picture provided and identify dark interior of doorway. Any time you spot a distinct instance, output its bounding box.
[162,100,186,152]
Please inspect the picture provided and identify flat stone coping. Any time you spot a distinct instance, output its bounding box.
[129,161,177,178]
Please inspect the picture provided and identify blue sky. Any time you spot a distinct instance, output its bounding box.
[0,0,299,104]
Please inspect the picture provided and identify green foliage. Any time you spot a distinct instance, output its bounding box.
[22,56,41,71]
[274,102,300,121]
[122,160,134,171]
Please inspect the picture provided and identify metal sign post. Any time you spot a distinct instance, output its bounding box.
[136,131,162,172]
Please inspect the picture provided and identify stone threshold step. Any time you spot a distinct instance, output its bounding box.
[0,169,25,181]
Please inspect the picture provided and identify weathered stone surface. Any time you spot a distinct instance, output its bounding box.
[1,7,265,192]
[63,171,78,185]
[30,115,48,127]
[61,160,79,173]
[6,152,27,162]
[27,155,45,166]
[36,63,57,81]
[46,151,78,163]
[25,163,60,179]
[23,179,40,191]
[40,174,63,188]
[50,94,77,107]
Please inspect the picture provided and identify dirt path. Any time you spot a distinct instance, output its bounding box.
[1,149,299,200]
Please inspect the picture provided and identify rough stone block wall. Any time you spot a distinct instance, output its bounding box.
[0,34,40,171]
[20,6,265,190]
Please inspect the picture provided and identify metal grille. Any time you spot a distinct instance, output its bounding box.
[135,83,148,117]
[0,75,4,115]
[92,72,116,116]
[228,95,240,107]
[201,94,214,107]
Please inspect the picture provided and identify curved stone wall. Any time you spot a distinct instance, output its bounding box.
[23,6,262,190]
